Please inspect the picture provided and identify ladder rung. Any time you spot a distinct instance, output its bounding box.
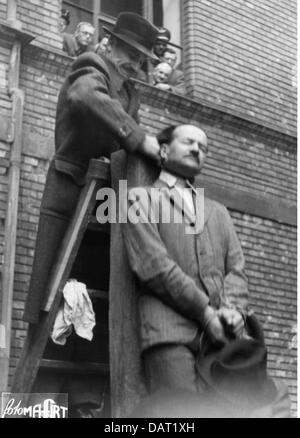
[87,289,108,300]
[87,218,110,234]
[40,359,109,375]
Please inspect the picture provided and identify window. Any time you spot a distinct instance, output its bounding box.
[62,0,182,54]
[101,0,143,18]
[153,0,181,51]
[62,0,93,33]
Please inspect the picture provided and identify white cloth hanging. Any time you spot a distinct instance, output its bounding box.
[51,279,96,345]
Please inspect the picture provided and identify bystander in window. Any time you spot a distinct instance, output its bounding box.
[63,22,95,58]
[95,33,111,55]
[161,47,185,95]
[152,62,172,90]
[59,9,70,34]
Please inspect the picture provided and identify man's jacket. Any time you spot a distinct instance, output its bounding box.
[122,178,249,351]
[23,53,145,323]
[54,52,145,186]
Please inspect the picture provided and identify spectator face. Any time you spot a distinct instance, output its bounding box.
[163,125,208,178]
[153,63,172,84]
[59,18,68,33]
[162,51,177,69]
[75,24,95,48]
[98,36,110,53]
[154,41,168,57]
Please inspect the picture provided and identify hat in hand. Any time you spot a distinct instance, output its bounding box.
[196,314,278,413]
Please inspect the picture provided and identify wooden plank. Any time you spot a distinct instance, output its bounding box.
[87,289,108,300]
[93,0,101,45]
[40,359,109,375]
[43,180,98,312]
[87,217,110,234]
[109,152,157,418]
[0,61,24,392]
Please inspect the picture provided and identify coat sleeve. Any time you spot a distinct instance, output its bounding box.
[221,206,249,312]
[169,69,185,95]
[67,53,145,153]
[122,188,210,325]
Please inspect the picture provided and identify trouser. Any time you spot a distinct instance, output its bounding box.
[23,161,83,323]
[133,341,210,418]
[142,341,204,394]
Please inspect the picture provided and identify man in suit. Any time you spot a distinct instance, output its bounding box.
[62,21,95,58]
[161,47,185,95]
[24,12,160,324]
[122,124,248,394]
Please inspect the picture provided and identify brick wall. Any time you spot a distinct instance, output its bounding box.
[233,212,297,411]
[0,0,6,21]
[139,97,296,204]
[17,0,62,50]
[182,0,297,136]
[0,1,62,50]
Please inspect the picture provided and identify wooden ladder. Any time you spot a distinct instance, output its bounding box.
[12,158,111,394]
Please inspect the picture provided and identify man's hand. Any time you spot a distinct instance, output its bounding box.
[201,305,227,346]
[217,307,244,339]
[140,134,161,163]
[155,83,171,91]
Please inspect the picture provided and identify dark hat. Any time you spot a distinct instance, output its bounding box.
[103,13,158,60]
[156,27,171,42]
[196,314,278,412]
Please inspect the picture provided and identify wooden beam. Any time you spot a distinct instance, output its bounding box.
[143,0,153,22]
[93,0,101,45]
[6,0,22,29]
[0,41,24,392]
[40,359,109,375]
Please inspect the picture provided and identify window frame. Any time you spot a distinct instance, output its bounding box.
[62,0,182,49]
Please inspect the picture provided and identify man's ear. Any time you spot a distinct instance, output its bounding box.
[106,37,113,53]
[159,143,169,167]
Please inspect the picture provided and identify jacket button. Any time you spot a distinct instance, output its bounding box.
[120,126,127,137]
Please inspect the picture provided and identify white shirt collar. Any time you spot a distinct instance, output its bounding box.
[159,170,187,189]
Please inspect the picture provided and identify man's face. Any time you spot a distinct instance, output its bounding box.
[98,36,110,53]
[162,51,177,68]
[154,41,167,57]
[111,41,145,78]
[163,125,208,178]
[75,24,94,47]
[59,18,67,33]
[153,63,172,83]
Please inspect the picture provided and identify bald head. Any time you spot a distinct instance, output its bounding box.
[153,62,172,84]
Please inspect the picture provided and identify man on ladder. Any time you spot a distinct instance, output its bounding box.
[20,13,160,417]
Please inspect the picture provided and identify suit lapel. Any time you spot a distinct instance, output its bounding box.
[154,179,198,229]
[154,179,213,234]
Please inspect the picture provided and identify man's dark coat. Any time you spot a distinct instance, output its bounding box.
[24,52,145,323]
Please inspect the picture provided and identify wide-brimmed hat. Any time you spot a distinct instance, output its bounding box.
[103,13,158,61]
[196,314,278,412]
